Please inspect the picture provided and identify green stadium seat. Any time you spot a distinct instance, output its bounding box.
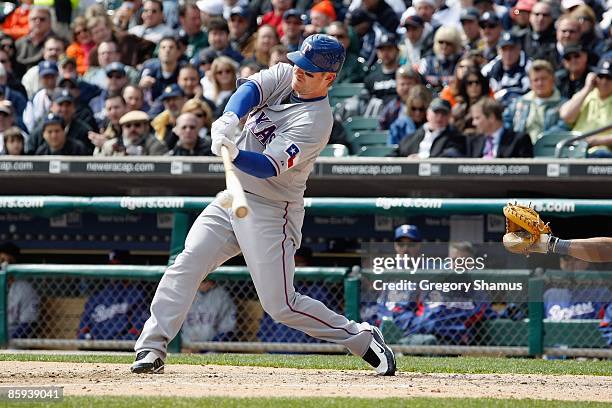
[320,144,349,157]
[328,82,365,100]
[357,145,397,157]
[351,131,389,149]
[344,116,380,141]
[533,130,584,158]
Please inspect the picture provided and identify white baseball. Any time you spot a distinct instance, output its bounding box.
[216,190,234,208]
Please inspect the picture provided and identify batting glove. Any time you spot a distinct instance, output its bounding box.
[211,111,240,140]
[212,135,239,160]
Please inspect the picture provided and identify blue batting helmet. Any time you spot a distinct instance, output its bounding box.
[287,34,346,74]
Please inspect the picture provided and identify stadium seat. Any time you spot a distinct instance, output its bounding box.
[344,116,380,141]
[351,131,389,150]
[320,144,349,157]
[357,145,397,157]
[533,130,584,158]
[329,83,365,106]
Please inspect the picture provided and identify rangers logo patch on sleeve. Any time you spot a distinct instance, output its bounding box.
[285,144,300,168]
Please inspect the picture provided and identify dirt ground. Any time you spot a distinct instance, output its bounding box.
[0,361,610,402]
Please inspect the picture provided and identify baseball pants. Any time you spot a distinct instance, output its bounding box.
[135,193,373,359]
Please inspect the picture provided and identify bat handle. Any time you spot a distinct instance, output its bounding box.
[221,145,249,218]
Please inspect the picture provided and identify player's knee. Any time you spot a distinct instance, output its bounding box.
[262,303,294,324]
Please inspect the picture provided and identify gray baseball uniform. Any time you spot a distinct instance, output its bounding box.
[135,63,372,358]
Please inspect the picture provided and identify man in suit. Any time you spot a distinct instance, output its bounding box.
[469,98,533,158]
[394,98,466,158]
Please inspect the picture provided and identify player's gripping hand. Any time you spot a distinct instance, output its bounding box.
[211,112,240,160]
[212,135,238,160]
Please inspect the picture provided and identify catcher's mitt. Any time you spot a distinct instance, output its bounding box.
[502,203,552,255]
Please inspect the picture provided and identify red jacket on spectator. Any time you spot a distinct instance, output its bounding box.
[1,6,30,40]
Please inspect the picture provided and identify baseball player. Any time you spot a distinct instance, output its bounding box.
[131,34,396,376]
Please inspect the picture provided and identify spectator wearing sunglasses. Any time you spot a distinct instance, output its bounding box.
[555,44,593,99]
[560,58,612,157]
[98,110,167,156]
[0,34,27,80]
[418,26,463,93]
[15,6,58,69]
[388,85,432,146]
[478,12,503,62]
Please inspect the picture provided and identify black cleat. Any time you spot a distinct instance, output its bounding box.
[131,350,165,374]
[362,326,396,376]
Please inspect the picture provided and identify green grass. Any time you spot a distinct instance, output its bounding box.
[1,353,610,376]
[1,396,608,408]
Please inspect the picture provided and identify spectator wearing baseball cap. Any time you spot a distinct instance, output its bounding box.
[22,60,59,133]
[511,0,536,31]
[280,9,305,53]
[472,0,510,29]
[345,8,384,68]
[99,110,167,156]
[58,75,99,133]
[460,8,482,51]
[556,44,592,99]
[89,62,129,125]
[229,6,256,57]
[365,34,401,106]
[560,58,612,153]
[27,88,94,154]
[482,32,530,105]
[522,1,557,64]
[152,84,187,149]
[306,1,336,37]
[392,97,466,158]
[399,14,434,68]
[34,113,88,156]
[479,12,503,62]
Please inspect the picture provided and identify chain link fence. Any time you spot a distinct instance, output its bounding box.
[359,268,611,357]
[3,263,610,357]
[4,266,348,353]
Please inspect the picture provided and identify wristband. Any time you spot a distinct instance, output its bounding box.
[548,236,571,255]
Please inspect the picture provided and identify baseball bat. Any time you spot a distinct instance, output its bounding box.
[221,145,249,218]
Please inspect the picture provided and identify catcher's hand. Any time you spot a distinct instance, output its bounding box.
[502,203,552,256]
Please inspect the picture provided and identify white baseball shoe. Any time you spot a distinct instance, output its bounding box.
[131,350,164,374]
[362,326,396,376]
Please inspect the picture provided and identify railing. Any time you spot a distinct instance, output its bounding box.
[555,122,612,158]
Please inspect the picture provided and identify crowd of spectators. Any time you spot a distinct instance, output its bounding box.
[0,0,610,158]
